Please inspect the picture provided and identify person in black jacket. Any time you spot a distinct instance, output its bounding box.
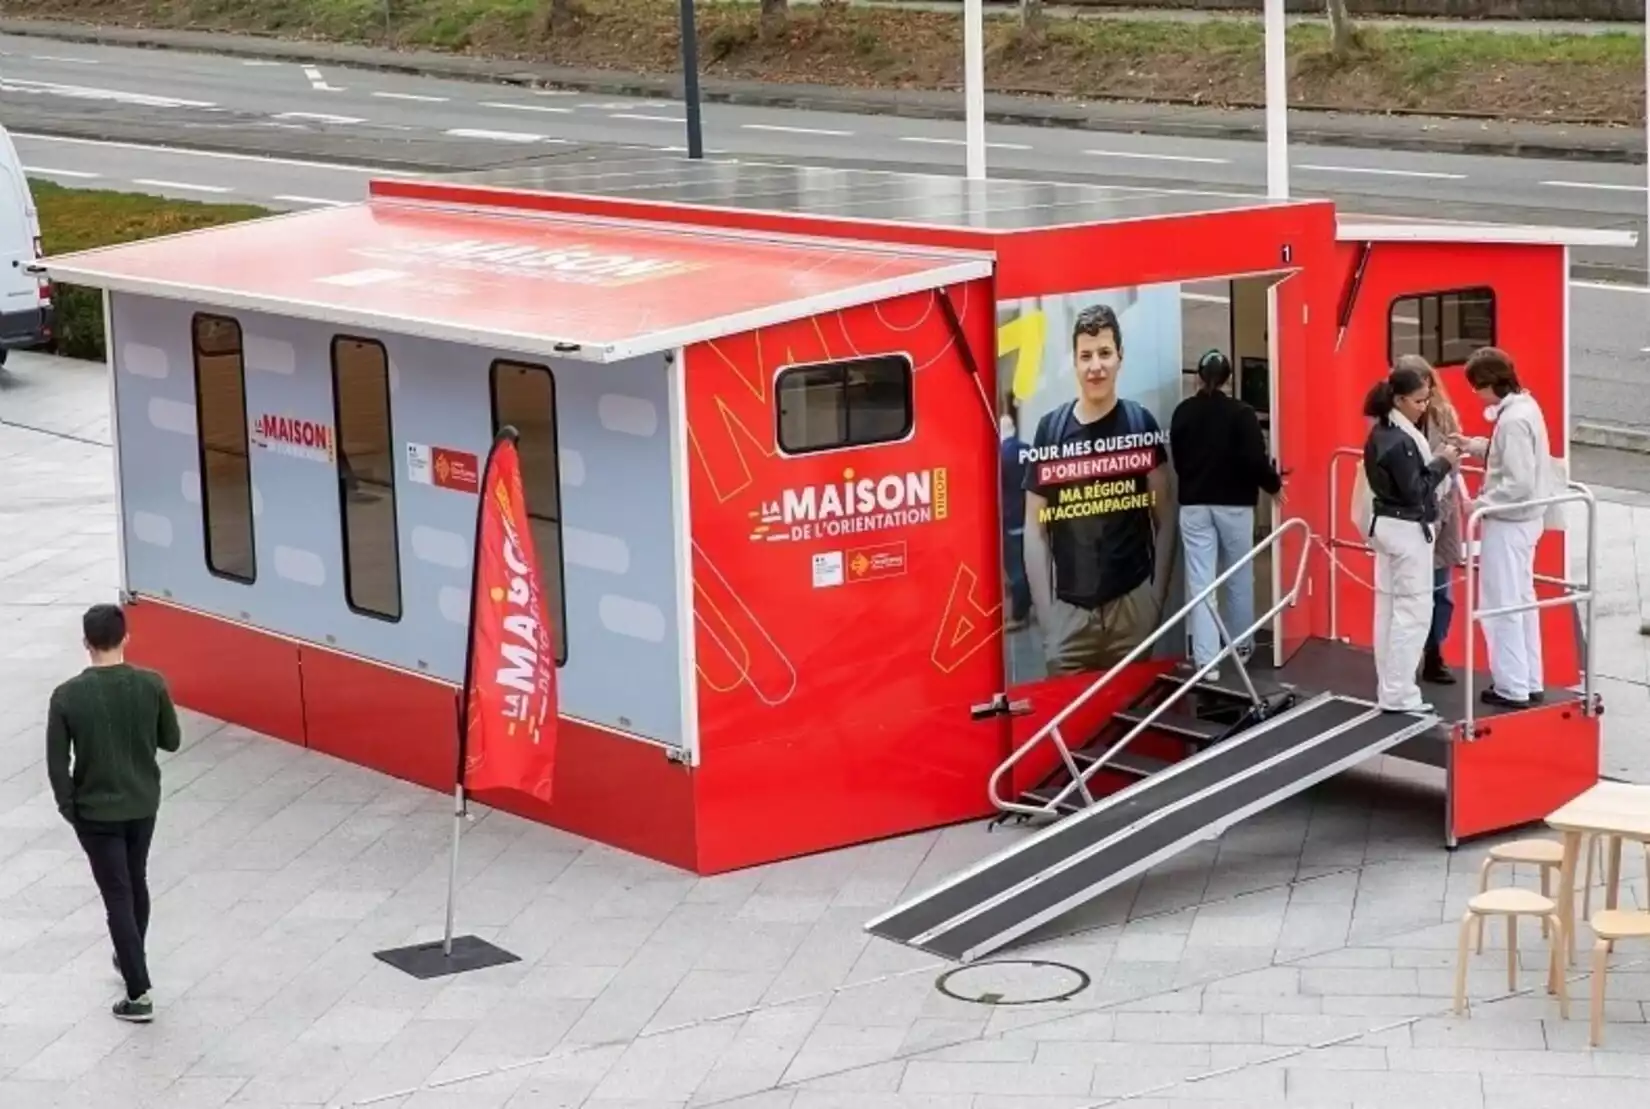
[1362,366,1461,713]
[1169,350,1283,678]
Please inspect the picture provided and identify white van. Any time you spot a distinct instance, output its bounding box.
[0,124,51,366]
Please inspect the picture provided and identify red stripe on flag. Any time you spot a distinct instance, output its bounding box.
[461,436,559,802]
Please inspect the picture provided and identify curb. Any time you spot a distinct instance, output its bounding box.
[2,19,1644,164]
[1575,422,1650,455]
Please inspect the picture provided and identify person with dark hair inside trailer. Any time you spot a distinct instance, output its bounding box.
[1361,367,1461,713]
[1023,304,1176,675]
[46,603,181,1023]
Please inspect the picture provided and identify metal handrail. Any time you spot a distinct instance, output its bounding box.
[1462,483,1598,740]
[1326,446,1578,640]
[1325,444,1598,738]
[988,516,1313,818]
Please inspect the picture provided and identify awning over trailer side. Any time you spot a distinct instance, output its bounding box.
[37,201,994,363]
[1336,218,1638,250]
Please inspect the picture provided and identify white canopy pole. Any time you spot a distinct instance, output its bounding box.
[1263,0,1289,198]
[964,0,987,180]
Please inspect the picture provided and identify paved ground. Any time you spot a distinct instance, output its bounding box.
[2,352,1650,1109]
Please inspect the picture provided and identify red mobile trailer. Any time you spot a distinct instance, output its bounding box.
[41,156,1627,917]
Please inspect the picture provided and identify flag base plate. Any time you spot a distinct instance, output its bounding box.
[373,935,521,980]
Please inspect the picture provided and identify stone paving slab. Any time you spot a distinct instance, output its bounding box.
[1,351,1649,1109]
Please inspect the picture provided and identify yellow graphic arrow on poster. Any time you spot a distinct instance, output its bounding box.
[996,309,1047,404]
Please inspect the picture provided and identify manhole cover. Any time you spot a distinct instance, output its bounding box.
[935,959,1090,1006]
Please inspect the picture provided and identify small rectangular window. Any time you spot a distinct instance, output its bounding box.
[490,360,568,666]
[776,354,914,455]
[191,314,256,583]
[332,337,402,621]
[1389,287,1495,367]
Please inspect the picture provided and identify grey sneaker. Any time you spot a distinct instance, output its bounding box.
[112,994,153,1023]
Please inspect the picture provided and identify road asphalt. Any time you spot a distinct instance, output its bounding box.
[0,25,1645,436]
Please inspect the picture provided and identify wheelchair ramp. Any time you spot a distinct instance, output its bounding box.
[865,693,1437,963]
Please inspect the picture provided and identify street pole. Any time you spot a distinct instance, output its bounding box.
[1263,0,1288,198]
[679,0,704,159]
[963,0,986,180]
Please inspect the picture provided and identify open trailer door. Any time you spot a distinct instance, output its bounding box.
[1328,220,1634,842]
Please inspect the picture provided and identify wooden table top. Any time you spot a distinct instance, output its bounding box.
[1547,781,1650,840]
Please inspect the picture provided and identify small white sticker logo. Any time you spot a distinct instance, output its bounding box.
[811,551,844,589]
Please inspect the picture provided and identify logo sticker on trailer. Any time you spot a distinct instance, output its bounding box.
[250,414,334,463]
[751,466,948,543]
[407,442,482,494]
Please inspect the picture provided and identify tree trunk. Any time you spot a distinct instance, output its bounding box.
[539,0,577,35]
[761,0,789,36]
[1327,0,1357,59]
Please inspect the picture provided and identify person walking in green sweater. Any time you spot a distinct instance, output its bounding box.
[46,603,181,1023]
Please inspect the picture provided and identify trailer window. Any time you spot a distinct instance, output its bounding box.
[191,314,256,584]
[332,337,402,621]
[1388,287,1496,367]
[490,360,568,666]
[776,354,914,455]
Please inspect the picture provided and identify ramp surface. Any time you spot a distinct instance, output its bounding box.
[865,694,1437,962]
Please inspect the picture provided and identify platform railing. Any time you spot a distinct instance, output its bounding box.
[987,516,1313,819]
[1326,447,1584,640]
[1325,445,1598,739]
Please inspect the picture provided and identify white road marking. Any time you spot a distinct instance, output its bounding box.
[1541,180,1648,193]
[30,55,99,65]
[21,166,100,179]
[242,60,282,67]
[1297,164,1466,180]
[302,65,344,92]
[1085,149,1231,165]
[742,124,854,137]
[482,101,574,114]
[0,77,215,110]
[131,179,233,194]
[1573,280,1649,294]
[610,113,687,124]
[274,112,368,125]
[372,91,449,103]
[899,136,1032,151]
[11,133,418,174]
[443,127,546,143]
[274,195,351,207]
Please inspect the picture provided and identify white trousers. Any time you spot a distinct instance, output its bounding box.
[1180,505,1256,667]
[1479,516,1545,701]
[1370,517,1435,711]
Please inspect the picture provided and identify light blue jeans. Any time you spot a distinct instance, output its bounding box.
[1180,505,1256,668]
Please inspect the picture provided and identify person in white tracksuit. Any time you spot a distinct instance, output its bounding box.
[1453,348,1556,708]
[1360,367,1461,713]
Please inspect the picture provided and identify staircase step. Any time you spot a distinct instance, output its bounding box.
[1153,670,1286,705]
[1020,784,1087,816]
[1113,707,1231,744]
[1076,749,1173,778]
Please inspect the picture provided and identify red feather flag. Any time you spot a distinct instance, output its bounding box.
[460,430,558,803]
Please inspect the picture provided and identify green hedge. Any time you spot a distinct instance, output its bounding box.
[32,181,269,361]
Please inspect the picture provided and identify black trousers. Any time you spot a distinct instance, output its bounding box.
[74,815,156,1000]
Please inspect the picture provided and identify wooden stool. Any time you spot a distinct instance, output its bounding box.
[1587,909,1650,1047]
[1479,836,1609,955]
[1478,839,1565,950]
[1454,887,1568,1017]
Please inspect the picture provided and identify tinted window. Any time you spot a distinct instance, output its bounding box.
[776,355,914,455]
[332,337,401,621]
[191,314,256,583]
[490,360,568,666]
[1389,288,1496,367]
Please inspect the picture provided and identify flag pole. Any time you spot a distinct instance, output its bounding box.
[445,425,520,958]
[963,0,986,180]
[1263,0,1288,199]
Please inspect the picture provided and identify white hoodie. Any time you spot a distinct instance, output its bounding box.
[1468,391,1556,524]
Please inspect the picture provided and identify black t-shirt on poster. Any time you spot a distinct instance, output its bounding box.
[1023,398,1167,611]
